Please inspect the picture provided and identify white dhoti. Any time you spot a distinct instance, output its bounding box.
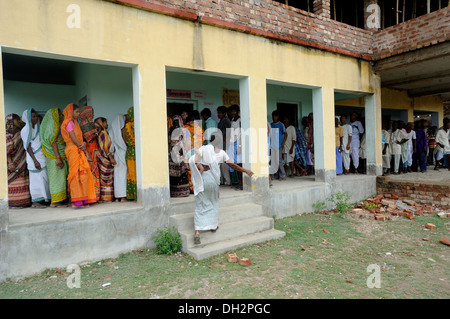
[342,151,351,170]
[351,147,360,169]
[193,170,219,231]
[392,154,401,173]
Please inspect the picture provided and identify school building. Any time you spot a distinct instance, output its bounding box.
[0,0,448,281]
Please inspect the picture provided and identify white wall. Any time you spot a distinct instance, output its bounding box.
[75,63,133,124]
[165,73,315,130]
[3,80,77,118]
[3,62,133,126]
[165,71,240,122]
[266,84,313,128]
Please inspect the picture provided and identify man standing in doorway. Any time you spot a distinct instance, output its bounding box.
[217,106,231,186]
[271,110,287,181]
[340,114,352,175]
[201,108,218,145]
[349,112,364,174]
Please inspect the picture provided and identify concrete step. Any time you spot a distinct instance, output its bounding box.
[180,216,274,250]
[186,229,286,260]
[169,202,264,231]
[169,191,252,215]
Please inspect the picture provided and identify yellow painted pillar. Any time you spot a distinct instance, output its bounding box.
[134,64,170,207]
[239,76,270,196]
[0,47,9,232]
[365,75,383,175]
[312,86,336,183]
[407,108,414,123]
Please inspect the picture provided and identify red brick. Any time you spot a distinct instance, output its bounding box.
[439,238,450,246]
[239,258,252,266]
[227,253,238,263]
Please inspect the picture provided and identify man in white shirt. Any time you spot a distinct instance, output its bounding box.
[390,121,405,174]
[349,112,364,174]
[340,114,352,175]
[405,122,416,172]
[382,120,391,175]
[435,120,450,171]
[282,115,297,177]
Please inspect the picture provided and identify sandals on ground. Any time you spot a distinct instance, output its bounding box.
[194,235,201,245]
[211,226,219,233]
[31,204,46,209]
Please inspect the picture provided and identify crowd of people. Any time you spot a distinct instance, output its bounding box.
[167,105,254,244]
[167,104,246,198]
[6,104,137,209]
[267,110,450,181]
[268,111,367,181]
[381,117,450,175]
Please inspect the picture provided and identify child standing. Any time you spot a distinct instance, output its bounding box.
[270,110,287,181]
[335,117,344,175]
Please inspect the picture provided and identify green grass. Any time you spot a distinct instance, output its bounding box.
[1,212,449,299]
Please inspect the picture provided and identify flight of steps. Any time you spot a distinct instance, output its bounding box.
[169,192,285,260]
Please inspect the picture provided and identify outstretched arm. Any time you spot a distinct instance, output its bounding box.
[225,160,254,177]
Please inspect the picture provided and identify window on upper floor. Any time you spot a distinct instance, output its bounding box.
[377,0,449,29]
[272,0,315,12]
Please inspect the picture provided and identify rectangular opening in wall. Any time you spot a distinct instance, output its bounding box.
[266,81,315,183]
[272,0,315,12]
[2,48,141,226]
[335,92,368,176]
[165,68,248,202]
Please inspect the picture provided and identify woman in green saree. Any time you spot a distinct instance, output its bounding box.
[40,108,69,207]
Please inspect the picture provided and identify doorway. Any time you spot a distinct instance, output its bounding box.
[277,102,299,128]
[167,101,195,119]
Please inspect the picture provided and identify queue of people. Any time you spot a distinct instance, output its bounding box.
[381,117,450,175]
[6,104,137,209]
[167,104,246,198]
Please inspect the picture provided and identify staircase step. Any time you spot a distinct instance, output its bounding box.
[180,216,274,250]
[170,202,264,231]
[186,229,286,260]
[169,191,252,215]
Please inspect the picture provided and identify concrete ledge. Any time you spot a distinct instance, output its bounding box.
[265,175,377,218]
[0,204,167,282]
[0,199,8,233]
[0,176,378,282]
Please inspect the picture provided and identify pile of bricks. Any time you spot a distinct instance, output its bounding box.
[376,177,450,208]
[350,193,448,221]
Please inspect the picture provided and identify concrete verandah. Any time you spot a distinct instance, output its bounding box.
[0,0,383,281]
[6,174,378,229]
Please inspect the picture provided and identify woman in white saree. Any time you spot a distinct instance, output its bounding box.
[109,114,128,202]
[21,108,51,208]
[189,136,254,245]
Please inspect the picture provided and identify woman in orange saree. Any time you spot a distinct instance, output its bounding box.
[61,103,97,208]
[186,114,204,194]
